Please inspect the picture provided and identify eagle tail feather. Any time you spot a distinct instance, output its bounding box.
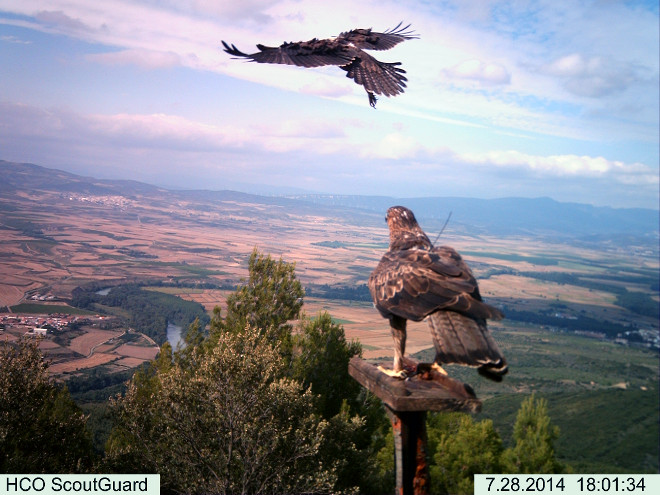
[428,311,508,381]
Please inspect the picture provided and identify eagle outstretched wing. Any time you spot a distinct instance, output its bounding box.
[368,206,508,381]
[221,39,354,67]
[222,23,418,107]
[337,22,418,50]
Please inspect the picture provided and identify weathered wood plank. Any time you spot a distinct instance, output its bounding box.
[348,356,481,413]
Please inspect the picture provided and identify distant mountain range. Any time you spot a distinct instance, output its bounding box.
[286,193,659,239]
[2,160,658,243]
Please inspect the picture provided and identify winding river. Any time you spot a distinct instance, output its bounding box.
[166,322,184,349]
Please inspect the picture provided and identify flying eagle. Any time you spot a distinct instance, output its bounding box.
[368,206,508,381]
[221,22,418,107]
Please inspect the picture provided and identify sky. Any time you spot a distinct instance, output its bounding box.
[0,0,658,209]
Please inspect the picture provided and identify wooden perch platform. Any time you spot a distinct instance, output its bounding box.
[348,356,481,413]
[349,357,482,494]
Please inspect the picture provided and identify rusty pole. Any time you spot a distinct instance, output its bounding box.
[387,408,430,495]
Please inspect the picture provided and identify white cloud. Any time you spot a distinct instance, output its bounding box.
[249,118,348,153]
[459,150,658,185]
[86,48,189,69]
[0,102,249,151]
[443,59,511,85]
[87,113,250,149]
[360,133,422,160]
[300,78,353,99]
[544,53,640,98]
[1,100,657,207]
[0,34,31,44]
[34,9,92,32]
[546,53,588,78]
[159,0,280,21]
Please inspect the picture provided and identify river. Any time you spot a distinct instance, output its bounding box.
[167,322,184,349]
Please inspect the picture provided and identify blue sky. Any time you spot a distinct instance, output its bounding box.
[0,0,658,208]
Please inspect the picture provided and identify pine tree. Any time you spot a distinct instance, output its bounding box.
[214,248,304,345]
[429,413,504,495]
[106,326,338,494]
[502,394,568,474]
[291,311,362,419]
[0,338,95,472]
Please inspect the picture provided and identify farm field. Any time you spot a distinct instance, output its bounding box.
[67,328,123,356]
[49,330,159,376]
[0,179,393,309]
[0,316,159,377]
[2,164,656,340]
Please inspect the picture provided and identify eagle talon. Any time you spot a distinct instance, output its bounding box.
[377,365,408,379]
[432,362,448,375]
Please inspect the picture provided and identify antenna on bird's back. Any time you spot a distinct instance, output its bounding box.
[432,211,452,245]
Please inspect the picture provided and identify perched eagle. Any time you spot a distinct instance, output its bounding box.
[222,22,418,107]
[368,206,508,381]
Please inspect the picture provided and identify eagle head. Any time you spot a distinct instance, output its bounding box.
[386,206,432,250]
[386,206,418,229]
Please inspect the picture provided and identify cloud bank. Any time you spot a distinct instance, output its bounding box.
[0,0,657,208]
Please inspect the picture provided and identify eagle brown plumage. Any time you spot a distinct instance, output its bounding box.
[221,22,418,107]
[368,206,508,381]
